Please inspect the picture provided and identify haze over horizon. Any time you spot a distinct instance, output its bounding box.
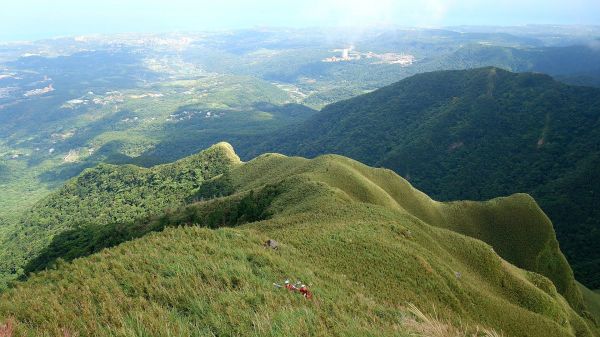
[2,0,600,41]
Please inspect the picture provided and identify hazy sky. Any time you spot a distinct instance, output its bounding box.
[2,0,600,41]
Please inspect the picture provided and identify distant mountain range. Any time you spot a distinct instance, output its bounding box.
[435,44,600,87]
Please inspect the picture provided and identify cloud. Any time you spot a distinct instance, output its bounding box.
[301,0,396,27]
[297,0,460,28]
[423,0,452,23]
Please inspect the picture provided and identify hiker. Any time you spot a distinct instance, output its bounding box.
[274,279,313,299]
[299,284,312,299]
[284,279,297,291]
[273,279,296,290]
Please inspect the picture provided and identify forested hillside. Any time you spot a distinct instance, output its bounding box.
[0,142,240,288]
[435,44,600,87]
[247,67,600,288]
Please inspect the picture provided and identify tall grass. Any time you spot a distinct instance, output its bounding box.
[403,303,504,337]
[0,146,596,336]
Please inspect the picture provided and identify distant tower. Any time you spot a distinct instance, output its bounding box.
[342,48,349,60]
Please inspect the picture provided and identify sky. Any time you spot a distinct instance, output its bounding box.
[1,0,600,41]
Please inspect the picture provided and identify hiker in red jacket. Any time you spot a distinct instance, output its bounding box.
[299,284,312,299]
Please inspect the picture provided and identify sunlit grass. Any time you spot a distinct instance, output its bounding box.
[0,144,596,336]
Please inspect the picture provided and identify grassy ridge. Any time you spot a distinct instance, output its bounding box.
[0,144,596,336]
[433,196,584,312]
[226,152,584,310]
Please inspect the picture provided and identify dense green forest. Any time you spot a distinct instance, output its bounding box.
[0,144,597,336]
[433,44,600,87]
[0,142,240,288]
[247,67,600,289]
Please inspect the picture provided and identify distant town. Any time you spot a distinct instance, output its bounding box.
[323,46,415,66]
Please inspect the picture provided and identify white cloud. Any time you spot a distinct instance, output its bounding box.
[297,0,462,28]
[423,0,452,23]
[302,0,396,27]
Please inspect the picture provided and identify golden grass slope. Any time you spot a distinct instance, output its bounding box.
[232,152,583,311]
[0,144,596,336]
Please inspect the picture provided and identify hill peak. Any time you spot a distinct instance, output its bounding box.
[209,141,241,164]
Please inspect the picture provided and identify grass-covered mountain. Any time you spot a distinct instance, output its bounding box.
[247,67,600,289]
[0,144,598,336]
